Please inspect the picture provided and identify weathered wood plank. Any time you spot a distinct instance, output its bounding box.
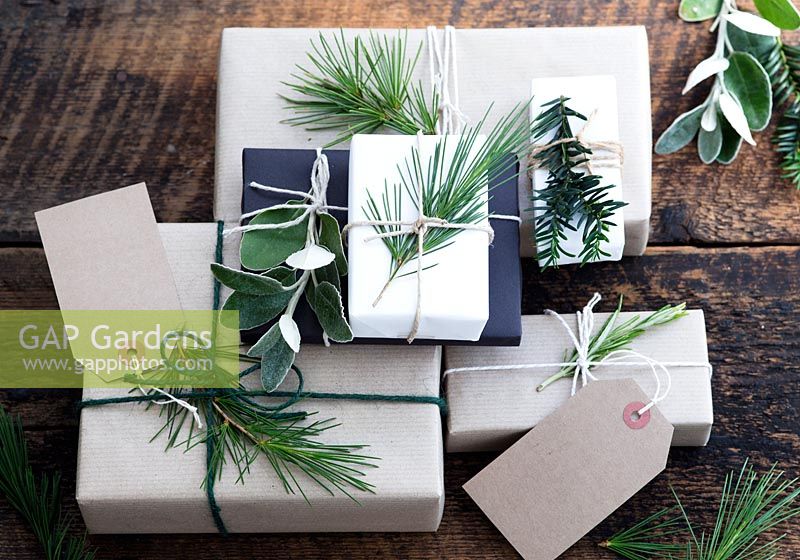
[2,1,800,243]
[0,245,798,557]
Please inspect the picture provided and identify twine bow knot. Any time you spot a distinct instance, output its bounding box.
[225,148,347,237]
[529,108,625,176]
[442,294,715,417]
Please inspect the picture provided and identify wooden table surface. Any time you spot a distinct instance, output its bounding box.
[2,0,800,558]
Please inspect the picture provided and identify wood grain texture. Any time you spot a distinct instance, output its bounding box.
[2,0,800,558]
[0,245,798,558]
[2,0,800,243]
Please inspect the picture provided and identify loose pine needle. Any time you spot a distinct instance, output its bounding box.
[603,460,800,560]
[0,407,95,560]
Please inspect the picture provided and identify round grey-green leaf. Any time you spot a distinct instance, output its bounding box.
[679,0,723,21]
[698,124,723,163]
[313,281,354,343]
[754,0,800,29]
[723,52,773,131]
[717,112,744,164]
[726,24,777,58]
[655,105,705,155]
[240,206,309,271]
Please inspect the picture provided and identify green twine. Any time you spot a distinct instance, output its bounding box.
[79,219,447,534]
[78,384,447,414]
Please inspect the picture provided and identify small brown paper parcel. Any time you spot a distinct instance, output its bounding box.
[444,309,712,452]
[464,378,673,560]
[36,186,445,533]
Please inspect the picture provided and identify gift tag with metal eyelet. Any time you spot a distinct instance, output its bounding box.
[464,378,673,560]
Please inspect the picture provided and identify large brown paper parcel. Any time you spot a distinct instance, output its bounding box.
[55,218,444,532]
[215,26,651,257]
[444,311,712,453]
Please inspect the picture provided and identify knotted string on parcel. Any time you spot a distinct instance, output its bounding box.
[528,108,625,177]
[443,293,713,416]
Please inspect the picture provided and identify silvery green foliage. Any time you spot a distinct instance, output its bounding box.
[656,0,799,164]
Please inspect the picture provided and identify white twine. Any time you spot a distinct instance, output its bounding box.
[529,108,625,176]
[137,386,203,428]
[427,25,468,135]
[224,148,346,236]
[442,293,713,416]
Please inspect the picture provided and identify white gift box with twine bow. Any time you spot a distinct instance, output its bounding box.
[346,133,491,342]
[529,75,625,266]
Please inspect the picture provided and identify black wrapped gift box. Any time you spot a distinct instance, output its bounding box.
[240,147,522,346]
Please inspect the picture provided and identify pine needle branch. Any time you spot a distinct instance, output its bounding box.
[0,407,95,560]
[602,460,800,560]
[281,30,438,145]
[529,97,627,268]
[146,369,378,501]
[363,103,531,294]
[536,296,688,391]
[757,38,800,188]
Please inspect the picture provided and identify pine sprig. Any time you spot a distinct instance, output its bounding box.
[599,506,687,560]
[536,296,688,392]
[0,407,95,560]
[602,461,800,560]
[363,103,531,295]
[763,40,800,187]
[146,359,378,502]
[530,97,627,269]
[281,30,438,145]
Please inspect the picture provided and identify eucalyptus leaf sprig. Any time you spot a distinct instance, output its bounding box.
[0,407,95,560]
[601,460,800,560]
[530,97,627,269]
[536,297,688,392]
[658,0,800,177]
[282,30,438,146]
[364,103,532,295]
[212,191,353,392]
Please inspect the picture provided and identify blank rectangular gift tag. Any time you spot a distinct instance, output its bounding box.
[464,379,673,560]
[35,183,181,311]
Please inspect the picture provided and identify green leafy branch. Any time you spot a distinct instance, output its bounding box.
[282,30,438,145]
[213,195,353,392]
[659,0,800,183]
[0,407,95,560]
[530,97,627,269]
[536,296,688,391]
[601,460,800,560]
[364,103,531,296]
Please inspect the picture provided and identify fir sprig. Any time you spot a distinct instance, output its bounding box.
[282,30,438,145]
[530,97,627,269]
[602,460,800,560]
[536,297,688,391]
[145,357,378,502]
[763,40,800,187]
[363,103,531,295]
[0,407,95,560]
